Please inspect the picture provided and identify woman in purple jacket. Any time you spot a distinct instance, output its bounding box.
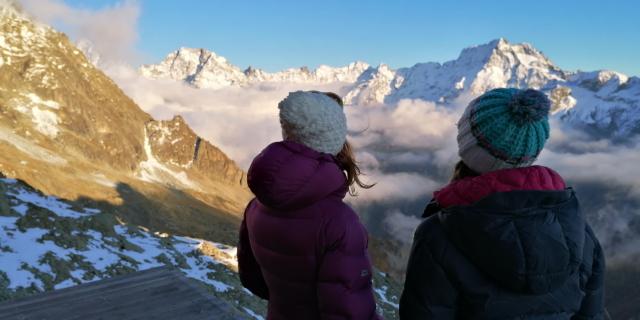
[238,91,381,319]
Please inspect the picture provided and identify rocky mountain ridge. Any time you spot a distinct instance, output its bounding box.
[140,47,370,89]
[0,1,252,260]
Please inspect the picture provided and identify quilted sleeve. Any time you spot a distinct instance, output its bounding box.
[237,201,269,300]
[316,206,380,319]
[400,219,458,320]
[572,225,606,320]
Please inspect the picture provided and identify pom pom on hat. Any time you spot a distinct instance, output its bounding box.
[508,89,551,125]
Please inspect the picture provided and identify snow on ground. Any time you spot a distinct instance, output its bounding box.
[5,182,96,218]
[30,107,59,138]
[0,178,266,318]
[169,236,233,292]
[243,307,266,320]
[24,93,60,110]
[374,285,400,309]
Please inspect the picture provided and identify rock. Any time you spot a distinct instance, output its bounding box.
[0,181,10,216]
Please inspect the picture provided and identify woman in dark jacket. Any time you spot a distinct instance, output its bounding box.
[238,91,381,319]
[400,88,605,319]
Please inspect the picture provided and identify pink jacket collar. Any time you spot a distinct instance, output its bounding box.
[434,166,566,209]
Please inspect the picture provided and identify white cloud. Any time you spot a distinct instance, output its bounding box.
[20,0,140,64]
[351,171,437,203]
[539,139,640,196]
[383,210,421,244]
[347,99,459,151]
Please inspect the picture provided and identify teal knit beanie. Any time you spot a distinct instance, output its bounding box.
[457,88,551,174]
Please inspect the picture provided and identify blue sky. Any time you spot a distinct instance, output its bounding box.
[63,0,639,75]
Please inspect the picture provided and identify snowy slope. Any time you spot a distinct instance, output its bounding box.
[0,177,264,317]
[552,71,640,139]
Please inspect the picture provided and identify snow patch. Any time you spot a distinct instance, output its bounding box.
[6,186,99,218]
[242,307,265,320]
[54,278,77,290]
[31,107,59,138]
[25,93,60,109]
[375,285,400,309]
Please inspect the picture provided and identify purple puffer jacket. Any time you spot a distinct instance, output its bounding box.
[238,141,381,320]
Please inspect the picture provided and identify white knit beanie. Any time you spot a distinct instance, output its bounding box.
[278,91,347,155]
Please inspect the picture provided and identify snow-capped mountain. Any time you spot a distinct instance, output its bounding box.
[553,71,640,139]
[140,47,370,88]
[143,38,640,140]
[349,38,567,104]
[140,48,248,89]
[344,40,639,139]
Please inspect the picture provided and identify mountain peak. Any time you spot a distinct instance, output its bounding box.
[487,38,534,51]
[142,48,372,86]
[457,39,504,62]
[490,37,509,47]
[140,46,246,89]
[456,38,549,65]
[173,47,227,63]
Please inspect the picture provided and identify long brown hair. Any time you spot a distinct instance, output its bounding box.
[451,160,480,181]
[336,141,376,196]
[316,91,375,196]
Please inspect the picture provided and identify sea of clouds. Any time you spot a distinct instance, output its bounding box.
[110,69,640,264]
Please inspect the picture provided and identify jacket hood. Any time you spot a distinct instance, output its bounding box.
[247,141,347,211]
[434,166,585,294]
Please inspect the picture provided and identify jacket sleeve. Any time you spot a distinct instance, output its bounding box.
[400,220,458,320]
[572,225,606,320]
[316,209,381,319]
[237,201,269,300]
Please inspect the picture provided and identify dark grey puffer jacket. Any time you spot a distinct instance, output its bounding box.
[400,168,605,319]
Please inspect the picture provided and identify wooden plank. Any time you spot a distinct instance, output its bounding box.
[12,280,189,319]
[0,267,249,320]
[62,283,198,319]
[0,267,170,311]
[0,269,178,316]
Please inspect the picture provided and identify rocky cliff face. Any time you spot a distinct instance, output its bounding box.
[0,4,149,172]
[145,116,246,187]
[0,3,251,246]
